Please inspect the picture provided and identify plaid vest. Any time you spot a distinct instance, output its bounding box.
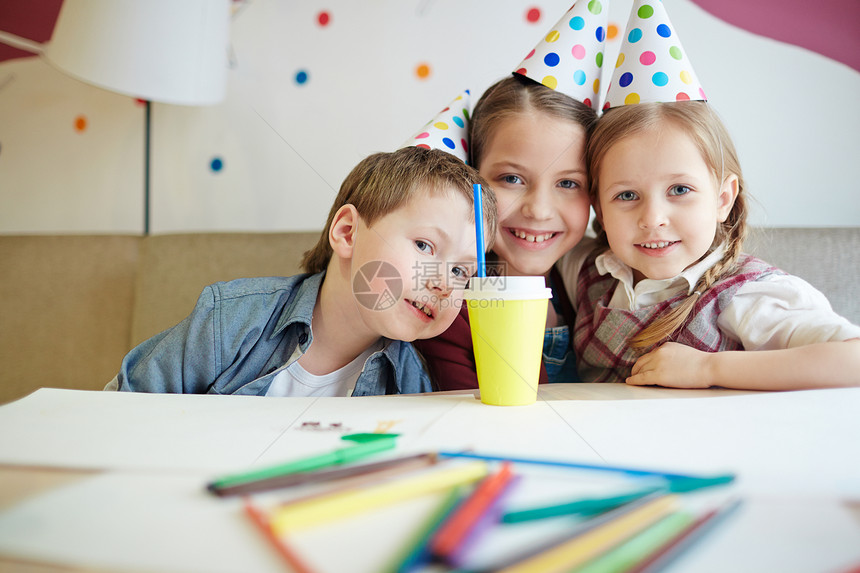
[573,251,782,383]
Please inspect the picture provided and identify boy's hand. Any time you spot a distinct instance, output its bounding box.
[627,342,713,388]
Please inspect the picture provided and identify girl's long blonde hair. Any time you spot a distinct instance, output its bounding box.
[586,101,748,347]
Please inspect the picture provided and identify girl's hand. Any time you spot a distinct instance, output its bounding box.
[627,342,713,388]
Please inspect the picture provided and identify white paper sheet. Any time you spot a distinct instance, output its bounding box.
[549,387,860,497]
[1,469,858,573]
[0,472,283,573]
[0,389,606,473]
[0,389,314,472]
[405,396,607,461]
[253,393,480,465]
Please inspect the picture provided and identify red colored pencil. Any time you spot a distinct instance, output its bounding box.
[430,461,515,558]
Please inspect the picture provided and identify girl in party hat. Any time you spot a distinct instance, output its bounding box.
[401,89,472,164]
[415,0,608,389]
[562,0,860,389]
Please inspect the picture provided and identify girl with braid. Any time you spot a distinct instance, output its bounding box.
[559,1,860,390]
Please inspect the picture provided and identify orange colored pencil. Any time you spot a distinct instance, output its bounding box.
[244,499,317,573]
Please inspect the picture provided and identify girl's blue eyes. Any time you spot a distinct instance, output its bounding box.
[614,186,693,201]
[669,185,692,196]
[500,176,579,190]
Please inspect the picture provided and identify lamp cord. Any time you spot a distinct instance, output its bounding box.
[144,100,151,235]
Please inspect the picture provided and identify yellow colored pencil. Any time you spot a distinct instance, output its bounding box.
[498,495,680,573]
[270,461,488,534]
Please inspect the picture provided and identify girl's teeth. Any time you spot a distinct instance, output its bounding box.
[642,241,673,249]
[512,230,554,243]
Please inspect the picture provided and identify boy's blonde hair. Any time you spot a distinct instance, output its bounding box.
[586,101,748,347]
[301,147,497,274]
[469,74,598,170]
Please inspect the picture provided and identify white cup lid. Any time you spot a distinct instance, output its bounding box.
[464,276,552,301]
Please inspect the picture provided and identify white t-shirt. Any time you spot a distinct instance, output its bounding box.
[558,239,860,351]
[265,343,380,397]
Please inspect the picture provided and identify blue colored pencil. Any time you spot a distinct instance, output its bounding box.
[436,451,735,484]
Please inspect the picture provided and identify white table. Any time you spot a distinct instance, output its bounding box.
[1,384,858,572]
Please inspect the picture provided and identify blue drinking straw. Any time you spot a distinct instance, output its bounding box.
[473,183,485,277]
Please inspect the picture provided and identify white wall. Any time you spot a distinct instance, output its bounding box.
[1,0,857,234]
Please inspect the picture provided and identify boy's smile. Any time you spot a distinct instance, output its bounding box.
[349,190,481,342]
[596,123,737,284]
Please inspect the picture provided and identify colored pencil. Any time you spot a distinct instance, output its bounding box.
[447,474,522,568]
[210,452,437,497]
[570,511,696,573]
[384,486,466,573]
[502,474,733,524]
[497,494,680,573]
[430,462,516,560]
[488,493,666,569]
[207,433,397,492]
[502,486,662,524]
[270,461,489,534]
[473,183,485,277]
[626,497,742,573]
[437,451,735,484]
[243,499,317,573]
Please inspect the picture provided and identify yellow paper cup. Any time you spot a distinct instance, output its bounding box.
[464,276,551,406]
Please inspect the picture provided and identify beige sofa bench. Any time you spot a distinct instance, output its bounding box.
[1,228,857,404]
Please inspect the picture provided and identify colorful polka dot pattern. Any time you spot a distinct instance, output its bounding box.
[513,0,608,111]
[400,89,471,163]
[603,0,706,110]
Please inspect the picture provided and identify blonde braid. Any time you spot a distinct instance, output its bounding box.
[589,102,749,349]
[631,178,748,348]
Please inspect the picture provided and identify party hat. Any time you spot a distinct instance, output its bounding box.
[603,0,706,110]
[513,0,609,111]
[400,89,471,163]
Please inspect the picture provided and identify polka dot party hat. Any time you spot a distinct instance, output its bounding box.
[603,0,706,110]
[400,89,471,163]
[513,0,609,111]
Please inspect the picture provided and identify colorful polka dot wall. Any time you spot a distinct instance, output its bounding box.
[603,0,706,110]
[526,7,542,23]
[415,63,432,80]
[513,0,609,111]
[38,3,635,192]
[400,89,472,164]
[74,115,88,133]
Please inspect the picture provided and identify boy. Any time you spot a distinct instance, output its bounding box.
[107,147,496,396]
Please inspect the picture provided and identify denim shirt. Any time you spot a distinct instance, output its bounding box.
[113,272,433,396]
[543,271,582,384]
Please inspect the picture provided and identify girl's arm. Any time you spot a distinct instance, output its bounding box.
[627,339,860,390]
